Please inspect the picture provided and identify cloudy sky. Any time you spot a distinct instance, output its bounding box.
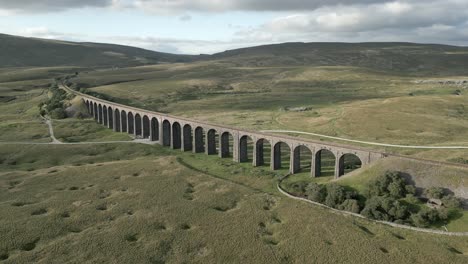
[1,0,468,54]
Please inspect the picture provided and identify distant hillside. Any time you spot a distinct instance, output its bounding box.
[211,42,468,76]
[2,33,468,76]
[0,34,196,68]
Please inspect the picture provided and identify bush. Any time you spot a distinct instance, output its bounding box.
[289,181,308,193]
[405,185,416,195]
[361,196,409,222]
[338,199,360,214]
[410,207,441,228]
[305,183,327,203]
[50,108,66,119]
[405,194,420,204]
[441,195,461,209]
[424,187,445,199]
[324,184,347,208]
[367,171,408,199]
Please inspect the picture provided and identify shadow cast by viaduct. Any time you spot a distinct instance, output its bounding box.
[62,84,386,178]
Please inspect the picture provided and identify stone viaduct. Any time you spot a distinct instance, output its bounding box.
[62,84,386,178]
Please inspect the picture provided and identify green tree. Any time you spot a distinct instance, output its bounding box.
[50,108,66,119]
[410,207,441,228]
[361,196,409,222]
[424,187,445,199]
[367,171,408,199]
[338,199,360,214]
[441,195,461,209]
[305,183,327,203]
[324,184,347,208]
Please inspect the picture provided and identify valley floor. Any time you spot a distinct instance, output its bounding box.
[1,66,468,263]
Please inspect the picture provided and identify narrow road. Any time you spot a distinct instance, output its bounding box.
[0,116,155,146]
[261,130,468,149]
[41,116,61,144]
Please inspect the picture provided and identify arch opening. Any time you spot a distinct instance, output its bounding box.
[183,124,193,151]
[107,106,113,129]
[172,122,182,149]
[85,101,90,114]
[207,129,218,155]
[102,105,109,126]
[220,132,233,158]
[121,110,127,132]
[114,109,121,132]
[240,135,254,163]
[273,142,291,170]
[142,115,150,139]
[194,127,205,153]
[338,154,362,177]
[98,104,103,124]
[93,103,98,121]
[135,114,142,137]
[292,145,313,174]
[162,120,171,146]
[151,118,159,141]
[255,139,271,166]
[89,101,93,116]
[127,112,134,134]
[315,149,336,177]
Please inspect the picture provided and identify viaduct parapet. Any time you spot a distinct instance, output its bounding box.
[62,84,386,178]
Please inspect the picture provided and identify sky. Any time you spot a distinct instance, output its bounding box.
[1,0,468,54]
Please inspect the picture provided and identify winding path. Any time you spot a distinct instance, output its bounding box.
[261,130,468,149]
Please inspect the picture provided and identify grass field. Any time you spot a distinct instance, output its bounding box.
[1,143,468,263]
[1,47,468,263]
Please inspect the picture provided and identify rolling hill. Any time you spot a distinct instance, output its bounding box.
[212,42,468,76]
[2,33,468,76]
[0,33,197,68]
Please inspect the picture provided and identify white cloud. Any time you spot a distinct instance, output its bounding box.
[234,0,468,44]
[383,1,412,14]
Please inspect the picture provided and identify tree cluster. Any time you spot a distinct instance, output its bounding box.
[39,83,68,119]
[295,170,462,228]
[305,183,361,213]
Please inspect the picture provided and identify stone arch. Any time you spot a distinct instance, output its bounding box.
[142,115,150,139]
[220,131,233,158]
[102,105,108,126]
[337,153,362,177]
[292,145,313,174]
[162,120,171,146]
[102,105,107,126]
[314,149,336,177]
[107,106,113,129]
[93,102,98,121]
[239,135,254,163]
[121,110,127,132]
[135,114,142,137]
[89,101,93,116]
[183,124,193,151]
[85,100,91,114]
[151,117,159,141]
[273,142,291,170]
[255,138,271,166]
[172,122,182,149]
[127,112,134,134]
[207,129,218,155]
[114,108,121,132]
[194,127,205,153]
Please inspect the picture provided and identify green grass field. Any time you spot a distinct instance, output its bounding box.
[1,43,468,263]
[2,143,468,263]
